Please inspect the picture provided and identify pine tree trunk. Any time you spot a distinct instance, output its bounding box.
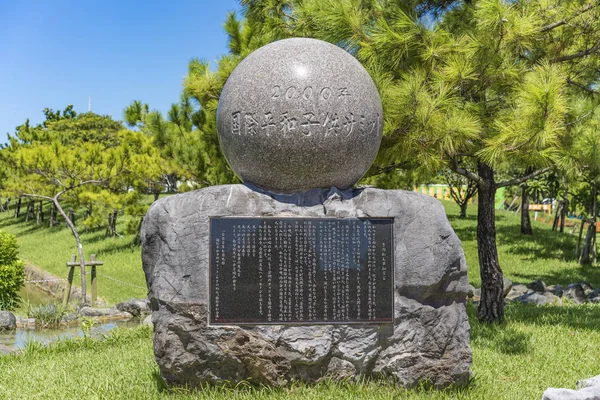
[559,183,568,233]
[459,202,468,219]
[559,200,567,233]
[14,198,21,218]
[580,183,597,264]
[552,202,561,231]
[52,198,87,304]
[476,162,504,324]
[520,168,533,235]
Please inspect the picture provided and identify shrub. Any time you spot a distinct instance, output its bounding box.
[24,302,69,327]
[0,230,26,310]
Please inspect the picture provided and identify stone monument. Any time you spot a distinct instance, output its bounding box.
[142,37,471,389]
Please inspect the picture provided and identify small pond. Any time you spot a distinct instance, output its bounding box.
[0,283,143,351]
[0,319,143,350]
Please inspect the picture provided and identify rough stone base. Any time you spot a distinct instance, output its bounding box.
[142,184,472,388]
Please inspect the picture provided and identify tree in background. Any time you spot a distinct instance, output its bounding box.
[562,104,600,264]
[124,93,238,193]
[443,165,478,219]
[0,109,163,303]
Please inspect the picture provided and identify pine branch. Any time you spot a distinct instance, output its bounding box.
[497,166,554,188]
[20,193,53,201]
[554,43,600,62]
[566,78,600,95]
[540,3,595,33]
[449,157,484,185]
[372,161,412,175]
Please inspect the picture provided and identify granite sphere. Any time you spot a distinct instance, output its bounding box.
[217,37,383,193]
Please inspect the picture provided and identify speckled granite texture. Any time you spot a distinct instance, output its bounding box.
[142,185,472,388]
[216,38,383,193]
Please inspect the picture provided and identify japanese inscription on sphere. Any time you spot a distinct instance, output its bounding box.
[217,38,384,193]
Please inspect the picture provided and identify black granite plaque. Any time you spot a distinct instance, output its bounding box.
[209,217,394,325]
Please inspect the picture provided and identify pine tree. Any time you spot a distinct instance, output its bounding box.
[238,0,600,322]
[0,109,163,303]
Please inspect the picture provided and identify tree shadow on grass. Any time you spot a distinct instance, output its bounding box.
[495,224,578,262]
[152,370,170,393]
[469,303,600,336]
[91,241,138,257]
[11,222,59,237]
[468,306,532,355]
[446,214,479,223]
[505,302,600,331]
[511,263,600,289]
[449,214,509,243]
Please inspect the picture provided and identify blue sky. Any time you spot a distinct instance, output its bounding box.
[0,0,241,144]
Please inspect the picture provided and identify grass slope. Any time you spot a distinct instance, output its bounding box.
[1,303,599,399]
[0,208,146,304]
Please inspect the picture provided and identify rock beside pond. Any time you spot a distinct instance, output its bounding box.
[79,307,133,319]
[142,314,153,327]
[0,311,16,331]
[61,313,78,323]
[116,299,150,317]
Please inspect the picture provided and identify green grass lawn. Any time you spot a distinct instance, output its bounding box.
[1,303,599,400]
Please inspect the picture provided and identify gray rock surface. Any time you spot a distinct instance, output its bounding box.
[79,307,133,318]
[589,289,600,303]
[216,38,383,193]
[547,284,564,297]
[503,277,513,298]
[543,374,600,400]
[467,284,476,298]
[142,314,153,327]
[528,279,546,293]
[542,386,600,400]
[0,311,16,330]
[116,299,149,317]
[142,185,471,388]
[564,284,588,304]
[61,313,78,323]
[580,282,595,296]
[515,292,550,306]
[577,374,600,389]
[544,292,563,306]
